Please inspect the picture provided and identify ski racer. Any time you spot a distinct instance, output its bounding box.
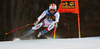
[35,3,60,38]
[20,3,60,39]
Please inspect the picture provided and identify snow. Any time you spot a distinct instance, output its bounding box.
[0,37,100,49]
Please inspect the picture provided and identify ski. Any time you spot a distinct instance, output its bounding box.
[20,29,35,39]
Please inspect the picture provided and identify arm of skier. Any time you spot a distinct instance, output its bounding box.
[54,12,60,27]
[34,11,46,25]
[37,11,46,22]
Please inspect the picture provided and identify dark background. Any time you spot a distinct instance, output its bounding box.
[0,0,100,41]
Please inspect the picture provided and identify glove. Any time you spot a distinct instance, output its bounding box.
[54,23,58,27]
[34,21,39,26]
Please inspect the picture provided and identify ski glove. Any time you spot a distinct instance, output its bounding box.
[54,23,58,27]
[34,21,39,26]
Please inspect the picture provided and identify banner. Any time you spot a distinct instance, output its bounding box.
[58,0,79,14]
[58,0,81,38]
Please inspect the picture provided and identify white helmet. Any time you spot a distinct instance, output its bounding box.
[49,3,57,10]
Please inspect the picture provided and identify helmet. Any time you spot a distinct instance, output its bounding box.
[49,3,57,10]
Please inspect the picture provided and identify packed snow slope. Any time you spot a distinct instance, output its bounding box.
[0,37,100,49]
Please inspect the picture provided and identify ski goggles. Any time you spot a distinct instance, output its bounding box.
[49,9,56,11]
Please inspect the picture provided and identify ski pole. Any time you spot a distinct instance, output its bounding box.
[49,27,57,38]
[6,23,34,35]
[49,30,54,38]
[53,27,56,39]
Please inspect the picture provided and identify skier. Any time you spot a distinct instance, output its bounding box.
[20,3,60,39]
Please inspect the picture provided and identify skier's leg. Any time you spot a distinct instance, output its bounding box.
[26,21,45,34]
[25,21,44,34]
[37,22,55,37]
[32,21,44,31]
[20,21,45,39]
